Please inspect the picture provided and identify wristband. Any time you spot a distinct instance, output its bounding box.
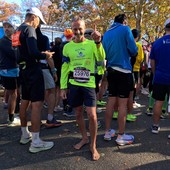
[51,68,57,74]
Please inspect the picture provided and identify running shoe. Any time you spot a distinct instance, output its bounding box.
[29,140,54,153]
[97,100,106,106]
[160,111,169,119]
[115,134,134,146]
[126,114,137,122]
[43,103,48,108]
[133,101,141,108]
[54,106,63,112]
[151,125,160,134]
[112,111,118,119]
[20,134,32,144]
[45,118,62,128]
[141,87,149,95]
[97,121,102,129]
[146,108,153,116]
[8,117,20,127]
[96,108,102,113]
[134,96,139,100]
[63,111,75,117]
[104,129,115,141]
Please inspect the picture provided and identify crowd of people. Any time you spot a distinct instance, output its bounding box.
[0,7,170,161]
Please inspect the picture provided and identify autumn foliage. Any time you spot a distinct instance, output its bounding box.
[1,0,170,42]
[0,1,20,22]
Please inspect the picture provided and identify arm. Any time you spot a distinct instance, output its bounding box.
[95,43,106,62]
[47,58,58,82]
[60,56,70,100]
[126,27,138,57]
[60,45,70,90]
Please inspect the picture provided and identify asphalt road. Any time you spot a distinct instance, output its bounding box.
[0,93,170,170]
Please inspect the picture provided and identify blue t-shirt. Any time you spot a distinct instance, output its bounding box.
[150,35,170,85]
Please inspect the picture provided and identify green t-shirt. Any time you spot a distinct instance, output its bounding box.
[60,39,105,89]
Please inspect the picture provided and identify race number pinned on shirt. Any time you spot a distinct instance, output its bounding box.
[73,67,90,83]
[12,31,21,47]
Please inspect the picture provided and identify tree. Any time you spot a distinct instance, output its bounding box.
[49,0,170,41]
[0,1,21,22]
[21,0,52,23]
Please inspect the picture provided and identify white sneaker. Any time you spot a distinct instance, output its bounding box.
[29,140,54,153]
[8,117,20,127]
[96,108,102,113]
[54,106,63,112]
[141,88,149,95]
[133,101,141,108]
[104,129,115,141]
[20,134,32,144]
[168,134,170,139]
[116,134,134,146]
[43,103,48,108]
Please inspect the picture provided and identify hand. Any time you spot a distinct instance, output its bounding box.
[60,89,67,99]
[53,73,58,82]
[91,24,101,43]
[42,51,55,59]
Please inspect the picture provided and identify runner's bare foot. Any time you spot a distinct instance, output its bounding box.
[90,147,100,161]
[73,139,89,150]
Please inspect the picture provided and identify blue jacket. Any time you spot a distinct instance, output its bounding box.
[102,22,138,71]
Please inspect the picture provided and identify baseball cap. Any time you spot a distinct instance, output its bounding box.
[64,28,74,39]
[26,7,46,24]
[164,18,170,28]
[3,21,16,29]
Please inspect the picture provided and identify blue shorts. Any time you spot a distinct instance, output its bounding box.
[68,84,96,108]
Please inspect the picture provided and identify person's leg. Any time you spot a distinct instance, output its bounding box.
[152,83,167,133]
[105,97,116,131]
[20,99,30,127]
[148,91,154,109]
[15,88,21,114]
[19,99,32,144]
[127,91,134,113]
[162,94,168,111]
[118,97,128,134]
[86,106,100,161]
[73,105,89,150]
[45,88,62,127]
[97,75,108,103]
[46,88,56,116]
[54,86,62,109]
[104,68,117,133]
[153,100,164,125]
[7,89,17,121]
[31,101,43,132]
[3,89,9,108]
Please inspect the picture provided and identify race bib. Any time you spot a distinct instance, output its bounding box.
[73,67,90,83]
[12,31,21,47]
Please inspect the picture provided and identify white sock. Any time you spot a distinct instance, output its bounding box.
[31,132,41,144]
[47,114,53,121]
[21,127,30,138]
